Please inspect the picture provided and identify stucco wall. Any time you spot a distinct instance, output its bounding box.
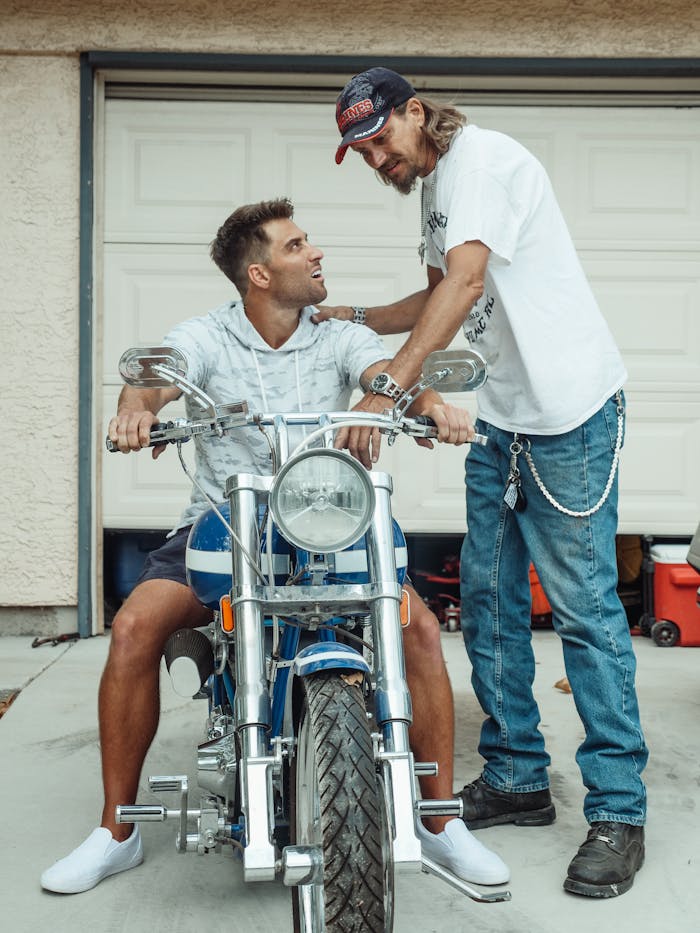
[0,55,79,608]
[2,0,699,56]
[0,1,697,622]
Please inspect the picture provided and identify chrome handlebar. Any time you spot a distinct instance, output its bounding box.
[106,408,488,453]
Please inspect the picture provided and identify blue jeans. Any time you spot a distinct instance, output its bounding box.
[460,393,647,825]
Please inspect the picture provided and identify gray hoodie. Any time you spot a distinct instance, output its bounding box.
[163,301,386,531]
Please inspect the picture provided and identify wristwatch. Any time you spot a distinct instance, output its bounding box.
[368,372,405,403]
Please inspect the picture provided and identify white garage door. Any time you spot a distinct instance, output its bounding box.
[101,97,700,535]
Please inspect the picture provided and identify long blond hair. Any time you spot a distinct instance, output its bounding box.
[396,96,466,155]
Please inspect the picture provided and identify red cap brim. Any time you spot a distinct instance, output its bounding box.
[334,108,394,166]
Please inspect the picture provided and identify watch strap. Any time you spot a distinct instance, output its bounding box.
[369,372,405,402]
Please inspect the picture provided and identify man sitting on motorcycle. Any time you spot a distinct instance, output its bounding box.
[41,198,509,894]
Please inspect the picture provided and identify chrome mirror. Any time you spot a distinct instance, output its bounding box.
[423,349,488,392]
[117,346,218,417]
[118,347,188,386]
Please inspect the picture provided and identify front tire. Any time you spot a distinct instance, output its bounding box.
[291,671,388,933]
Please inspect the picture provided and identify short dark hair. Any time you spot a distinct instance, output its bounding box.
[210,198,294,295]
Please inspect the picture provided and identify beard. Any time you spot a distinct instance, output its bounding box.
[376,162,420,196]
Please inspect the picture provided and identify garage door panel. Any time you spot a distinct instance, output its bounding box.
[573,134,699,245]
[618,397,700,534]
[585,143,690,213]
[103,245,234,383]
[583,254,700,390]
[105,102,253,242]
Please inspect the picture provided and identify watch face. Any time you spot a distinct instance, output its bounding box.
[372,373,390,392]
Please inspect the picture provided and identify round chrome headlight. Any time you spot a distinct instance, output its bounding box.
[269,449,375,553]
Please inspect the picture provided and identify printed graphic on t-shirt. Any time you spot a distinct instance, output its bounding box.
[426,209,447,258]
[463,292,495,344]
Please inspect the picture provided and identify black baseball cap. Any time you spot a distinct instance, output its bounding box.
[335,67,415,165]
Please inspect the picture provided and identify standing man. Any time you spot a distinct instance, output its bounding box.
[40,198,508,894]
[319,67,648,898]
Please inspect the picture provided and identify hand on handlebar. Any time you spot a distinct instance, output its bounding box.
[412,401,476,451]
[333,393,388,469]
[107,409,167,459]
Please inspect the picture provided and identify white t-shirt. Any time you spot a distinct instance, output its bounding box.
[163,301,386,530]
[424,124,626,435]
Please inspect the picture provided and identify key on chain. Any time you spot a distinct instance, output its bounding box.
[504,439,527,512]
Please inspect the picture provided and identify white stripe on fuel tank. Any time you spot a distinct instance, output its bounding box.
[186,547,290,575]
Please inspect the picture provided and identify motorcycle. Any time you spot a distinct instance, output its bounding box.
[107,346,509,931]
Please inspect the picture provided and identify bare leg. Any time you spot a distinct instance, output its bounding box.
[99,580,211,839]
[402,584,455,834]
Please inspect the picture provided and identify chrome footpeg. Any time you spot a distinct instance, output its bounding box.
[150,775,188,794]
[415,798,463,818]
[116,804,168,822]
[421,854,511,903]
[414,761,438,777]
[116,774,220,855]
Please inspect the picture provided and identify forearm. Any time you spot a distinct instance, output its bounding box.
[110,385,182,454]
[116,385,179,417]
[363,289,431,335]
[387,276,480,389]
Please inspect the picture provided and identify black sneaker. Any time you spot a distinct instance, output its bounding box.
[564,822,645,898]
[458,776,556,830]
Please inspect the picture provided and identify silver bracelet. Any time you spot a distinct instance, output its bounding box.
[351,306,366,325]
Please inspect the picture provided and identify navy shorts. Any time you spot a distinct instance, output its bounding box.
[135,525,192,588]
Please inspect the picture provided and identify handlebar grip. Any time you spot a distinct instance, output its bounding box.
[408,416,489,446]
[105,422,171,453]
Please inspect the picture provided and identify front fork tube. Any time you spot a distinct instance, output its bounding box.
[365,473,422,869]
[227,475,277,881]
[270,622,301,738]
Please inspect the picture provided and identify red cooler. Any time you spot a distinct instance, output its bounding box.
[650,544,700,647]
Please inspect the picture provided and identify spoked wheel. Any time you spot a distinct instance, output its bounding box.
[291,671,390,933]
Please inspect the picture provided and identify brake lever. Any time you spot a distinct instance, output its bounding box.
[105,407,251,453]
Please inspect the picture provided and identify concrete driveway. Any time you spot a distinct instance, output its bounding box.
[1,629,697,932]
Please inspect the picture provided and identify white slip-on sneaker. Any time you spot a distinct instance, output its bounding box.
[41,826,143,894]
[417,818,510,885]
